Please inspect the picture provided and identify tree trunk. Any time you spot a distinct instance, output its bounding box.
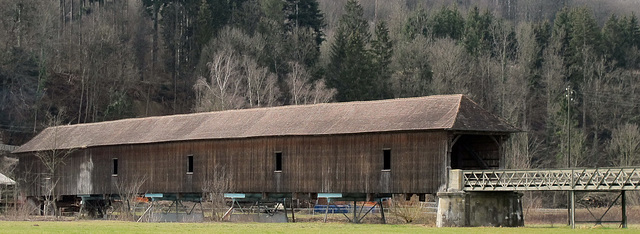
[152,3,159,78]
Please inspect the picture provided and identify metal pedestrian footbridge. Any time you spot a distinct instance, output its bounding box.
[451,167,640,228]
[459,167,640,191]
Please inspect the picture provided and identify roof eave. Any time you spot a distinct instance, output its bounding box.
[447,128,522,135]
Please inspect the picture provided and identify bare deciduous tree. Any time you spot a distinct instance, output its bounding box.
[194,47,245,112]
[608,123,640,167]
[505,132,541,170]
[286,62,336,105]
[0,135,18,177]
[287,62,310,105]
[113,174,148,220]
[309,80,337,104]
[201,164,230,221]
[0,135,18,215]
[34,110,75,217]
[389,194,424,223]
[540,34,567,168]
[567,127,588,168]
[244,57,280,108]
[427,37,469,95]
[390,35,432,97]
[194,47,283,112]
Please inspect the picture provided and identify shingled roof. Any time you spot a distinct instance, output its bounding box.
[14,94,517,153]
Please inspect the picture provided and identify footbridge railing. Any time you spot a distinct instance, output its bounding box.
[456,168,640,191]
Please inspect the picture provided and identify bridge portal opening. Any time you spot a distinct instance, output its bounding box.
[450,135,501,170]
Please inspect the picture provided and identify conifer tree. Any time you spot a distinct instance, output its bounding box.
[431,5,464,40]
[196,0,214,48]
[371,21,393,99]
[551,7,572,61]
[631,15,640,44]
[603,15,625,67]
[327,0,373,101]
[568,7,601,67]
[463,7,493,56]
[284,0,325,47]
[402,9,429,40]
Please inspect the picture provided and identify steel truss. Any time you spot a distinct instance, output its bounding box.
[461,168,640,191]
[454,168,636,228]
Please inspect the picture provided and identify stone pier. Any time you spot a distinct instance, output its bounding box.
[436,170,524,227]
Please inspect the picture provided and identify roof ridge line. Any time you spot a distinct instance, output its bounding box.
[447,94,465,129]
[48,94,466,129]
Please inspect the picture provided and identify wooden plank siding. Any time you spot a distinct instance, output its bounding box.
[15,131,449,197]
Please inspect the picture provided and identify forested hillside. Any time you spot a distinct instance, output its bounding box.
[1,0,640,171]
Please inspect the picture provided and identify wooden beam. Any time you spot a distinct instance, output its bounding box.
[462,144,489,169]
[451,135,462,146]
[283,198,289,223]
[489,135,505,169]
[379,200,386,224]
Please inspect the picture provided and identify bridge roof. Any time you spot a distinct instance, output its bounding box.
[14,94,517,153]
[0,173,15,185]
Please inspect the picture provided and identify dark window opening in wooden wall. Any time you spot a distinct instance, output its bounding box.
[187,155,194,174]
[383,149,391,170]
[112,158,118,176]
[275,152,282,172]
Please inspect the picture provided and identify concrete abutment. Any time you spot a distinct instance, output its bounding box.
[437,169,524,227]
[437,191,524,227]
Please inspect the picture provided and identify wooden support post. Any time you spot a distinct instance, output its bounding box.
[489,135,503,169]
[187,202,197,215]
[323,199,329,223]
[137,202,154,222]
[622,191,627,228]
[570,190,575,229]
[221,205,234,220]
[283,198,288,223]
[235,199,245,213]
[445,134,461,190]
[379,200,386,224]
[353,200,357,223]
[78,199,85,217]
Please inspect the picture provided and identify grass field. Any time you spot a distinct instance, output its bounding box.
[0,221,638,234]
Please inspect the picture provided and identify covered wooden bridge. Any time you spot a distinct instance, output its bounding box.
[13,94,519,223]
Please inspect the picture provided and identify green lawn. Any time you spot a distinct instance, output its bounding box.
[0,221,638,234]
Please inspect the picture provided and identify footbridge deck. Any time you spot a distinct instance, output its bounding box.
[456,167,640,191]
